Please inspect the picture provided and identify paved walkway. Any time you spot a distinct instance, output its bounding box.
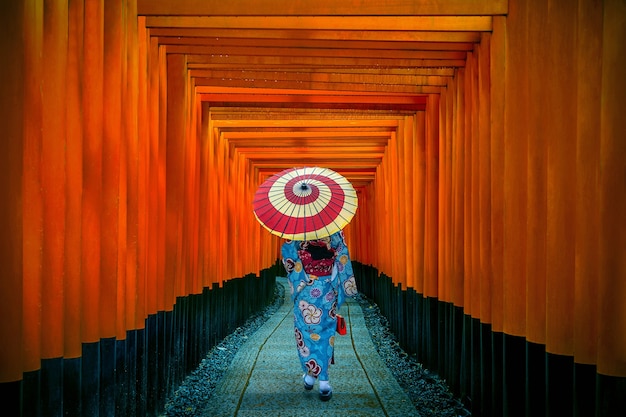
[204,277,420,417]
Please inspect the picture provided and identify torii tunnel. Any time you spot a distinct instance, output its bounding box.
[1,1,625,416]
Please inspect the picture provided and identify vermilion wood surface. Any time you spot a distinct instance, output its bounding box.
[1,1,625,416]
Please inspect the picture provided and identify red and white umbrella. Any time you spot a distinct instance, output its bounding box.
[252,167,358,240]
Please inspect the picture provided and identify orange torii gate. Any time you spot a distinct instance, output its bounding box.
[1,1,625,416]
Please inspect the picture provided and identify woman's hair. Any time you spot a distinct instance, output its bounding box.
[304,241,335,260]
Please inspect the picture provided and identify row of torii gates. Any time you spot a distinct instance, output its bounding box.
[1,1,625,416]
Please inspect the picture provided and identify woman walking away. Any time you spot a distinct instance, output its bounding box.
[281,230,358,401]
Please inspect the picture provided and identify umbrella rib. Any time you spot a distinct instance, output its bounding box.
[318,187,350,234]
[282,180,306,239]
[308,195,332,238]
[258,198,291,237]
[274,167,304,239]
[321,191,356,225]
[257,178,297,237]
[318,184,356,230]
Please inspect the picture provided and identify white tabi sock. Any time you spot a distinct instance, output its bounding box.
[304,375,316,386]
[319,380,331,392]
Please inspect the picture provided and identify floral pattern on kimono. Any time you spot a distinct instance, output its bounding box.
[281,230,358,381]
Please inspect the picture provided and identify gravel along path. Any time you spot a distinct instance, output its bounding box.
[356,296,470,417]
[163,282,470,417]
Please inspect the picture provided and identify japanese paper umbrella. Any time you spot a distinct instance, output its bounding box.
[252,167,358,240]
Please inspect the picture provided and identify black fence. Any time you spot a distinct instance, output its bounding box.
[352,262,623,417]
[16,263,280,417]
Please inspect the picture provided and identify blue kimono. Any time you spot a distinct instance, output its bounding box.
[281,230,358,381]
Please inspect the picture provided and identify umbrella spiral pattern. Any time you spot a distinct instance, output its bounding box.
[253,167,358,240]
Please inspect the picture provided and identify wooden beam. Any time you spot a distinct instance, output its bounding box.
[199,91,429,111]
[254,165,377,173]
[186,54,466,68]
[233,142,387,150]
[192,67,456,76]
[190,69,451,87]
[222,131,392,139]
[148,28,482,43]
[155,36,475,52]
[201,99,428,111]
[193,77,442,94]
[239,149,385,158]
[227,136,388,144]
[198,86,421,96]
[225,137,391,145]
[166,44,468,61]
[244,160,384,173]
[226,132,388,139]
[247,156,383,165]
[145,16,493,32]
[255,166,376,176]
[212,119,400,129]
[138,0,507,17]
[208,106,416,118]
[198,91,427,105]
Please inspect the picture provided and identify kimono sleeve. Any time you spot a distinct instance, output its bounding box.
[331,231,358,309]
[281,240,308,303]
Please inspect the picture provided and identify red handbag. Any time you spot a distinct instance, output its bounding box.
[336,314,347,335]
